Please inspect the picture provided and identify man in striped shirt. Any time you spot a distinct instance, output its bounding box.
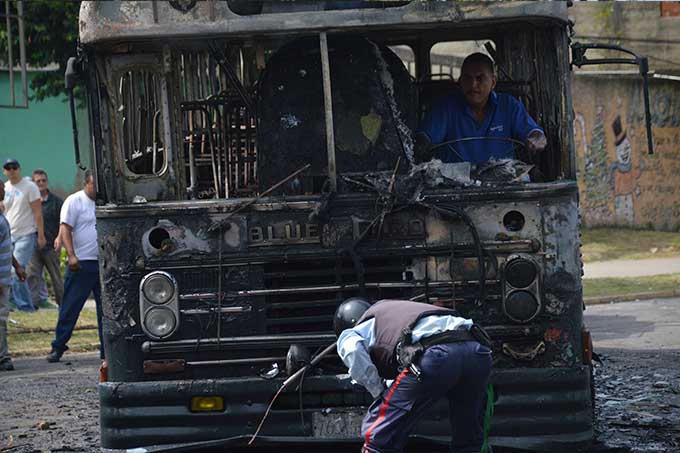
[0,180,27,372]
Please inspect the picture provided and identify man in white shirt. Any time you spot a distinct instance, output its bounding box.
[2,159,46,312]
[47,170,103,362]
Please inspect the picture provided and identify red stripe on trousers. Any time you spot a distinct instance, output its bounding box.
[363,368,410,450]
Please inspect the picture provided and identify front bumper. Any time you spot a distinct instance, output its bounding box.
[100,366,593,452]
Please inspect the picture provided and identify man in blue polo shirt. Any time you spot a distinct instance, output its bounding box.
[418,53,546,165]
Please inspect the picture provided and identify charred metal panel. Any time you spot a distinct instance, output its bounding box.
[99,366,592,451]
[98,184,582,380]
[80,1,568,45]
[499,25,574,180]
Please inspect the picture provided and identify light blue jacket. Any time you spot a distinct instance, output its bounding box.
[337,314,473,397]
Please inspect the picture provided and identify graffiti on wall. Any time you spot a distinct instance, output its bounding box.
[574,77,680,230]
[609,115,641,225]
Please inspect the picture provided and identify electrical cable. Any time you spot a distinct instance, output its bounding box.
[298,366,307,430]
[248,342,337,445]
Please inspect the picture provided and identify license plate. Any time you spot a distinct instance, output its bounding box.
[312,409,364,439]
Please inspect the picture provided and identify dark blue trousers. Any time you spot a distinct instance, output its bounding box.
[361,341,493,453]
[51,260,104,359]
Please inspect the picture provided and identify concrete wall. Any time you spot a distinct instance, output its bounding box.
[570,2,680,76]
[571,2,680,231]
[573,74,680,231]
[0,71,91,199]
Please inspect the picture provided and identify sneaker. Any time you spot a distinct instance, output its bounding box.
[0,358,14,371]
[46,349,64,363]
[35,299,58,310]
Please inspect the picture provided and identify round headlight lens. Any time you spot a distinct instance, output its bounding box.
[144,307,177,338]
[505,258,537,289]
[503,290,540,323]
[142,273,175,304]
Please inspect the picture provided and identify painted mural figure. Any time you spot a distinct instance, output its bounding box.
[580,106,612,224]
[609,115,637,225]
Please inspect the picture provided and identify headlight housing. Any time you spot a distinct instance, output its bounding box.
[142,273,175,304]
[502,255,541,324]
[503,290,540,323]
[140,271,179,340]
[144,307,177,338]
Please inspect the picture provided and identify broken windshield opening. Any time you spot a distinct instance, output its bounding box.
[99,25,567,203]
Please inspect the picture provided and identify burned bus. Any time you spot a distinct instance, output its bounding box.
[66,1,651,451]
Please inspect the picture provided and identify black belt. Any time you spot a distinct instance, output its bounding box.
[396,324,493,381]
[419,328,476,349]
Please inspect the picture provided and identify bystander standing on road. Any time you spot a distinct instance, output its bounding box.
[0,180,28,372]
[26,169,63,309]
[2,159,46,312]
[47,171,103,363]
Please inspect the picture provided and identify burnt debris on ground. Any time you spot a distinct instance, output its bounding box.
[593,348,680,453]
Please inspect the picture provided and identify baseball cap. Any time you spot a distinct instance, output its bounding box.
[3,158,20,169]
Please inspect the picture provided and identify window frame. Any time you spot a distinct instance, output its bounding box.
[109,53,173,181]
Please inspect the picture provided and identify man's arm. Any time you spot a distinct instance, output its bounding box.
[509,96,546,153]
[526,130,547,152]
[60,223,80,271]
[337,318,384,398]
[30,199,46,248]
[12,255,26,282]
[53,229,62,251]
[53,197,64,251]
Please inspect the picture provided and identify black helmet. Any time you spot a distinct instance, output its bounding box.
[333,297,370,337]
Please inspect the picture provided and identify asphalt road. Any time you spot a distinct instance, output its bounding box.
[584,297,680,349]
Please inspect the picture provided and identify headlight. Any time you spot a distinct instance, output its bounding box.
[503,290,540,323]
[504,258,537,289]
[142,272,175,304]
[144,307,177,338]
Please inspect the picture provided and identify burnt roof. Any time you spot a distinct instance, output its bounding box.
[80,1,569,45]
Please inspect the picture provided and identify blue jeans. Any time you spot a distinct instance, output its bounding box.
[361,341,493,453]
[11,233,37,312]
[0,286,11,362]
[51,260,104,359]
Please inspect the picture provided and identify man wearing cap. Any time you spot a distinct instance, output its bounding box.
[335,298,493,453]
[418,52,546,165]
[2,159,46,312]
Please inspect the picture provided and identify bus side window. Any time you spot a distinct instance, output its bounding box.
[429,40,492,80]
[117,70,166,176]
[388,45,416,79]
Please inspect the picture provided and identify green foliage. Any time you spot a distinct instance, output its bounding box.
[0,1,81,102]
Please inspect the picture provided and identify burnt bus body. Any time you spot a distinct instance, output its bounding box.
[78,1,593,451]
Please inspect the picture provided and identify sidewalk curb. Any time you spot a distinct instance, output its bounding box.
[584,290,680,305]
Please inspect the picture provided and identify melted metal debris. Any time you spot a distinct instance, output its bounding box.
[473,158,534,183]
[409,159,472,187]
[342,158,534,200]
[342,159,477,202]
